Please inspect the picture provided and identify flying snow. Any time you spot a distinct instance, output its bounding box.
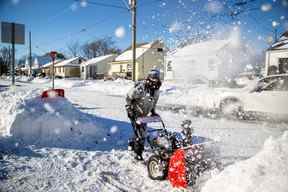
[205,1,223,14]
[110,126,118,134]
[261,3,272,12]
[43,103,55,113]
[70,2,78,11]
[80,0,87,8]
[115,26,126,39]
[168,21,183,33]
[272,21,279,27]
[11,0,20,5]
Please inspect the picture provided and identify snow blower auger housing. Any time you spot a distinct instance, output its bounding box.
[138,116,211,188]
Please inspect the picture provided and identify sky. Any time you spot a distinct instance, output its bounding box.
[0,0,288,60]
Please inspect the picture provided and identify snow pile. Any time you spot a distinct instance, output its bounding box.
[0,89,34,136]
[10,96,130,150]
[201,131,288,192]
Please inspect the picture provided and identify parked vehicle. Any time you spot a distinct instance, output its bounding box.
[219,74,288,120]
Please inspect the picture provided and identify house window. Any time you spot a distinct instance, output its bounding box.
[279,58,288,74]
[82,66,84,72]
[120,65,123,73]
[167,61,172,71]
[157,48,163,52]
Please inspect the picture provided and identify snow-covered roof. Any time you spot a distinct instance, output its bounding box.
[114,42,153,61]
[270,31,288,50]
[81,55,115,66]
[55,57,82,67]
[41,59,62,68]
[20,66,40,71]
[170,40,229,57]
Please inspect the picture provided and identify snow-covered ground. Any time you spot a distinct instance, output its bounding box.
[0,78,287,192]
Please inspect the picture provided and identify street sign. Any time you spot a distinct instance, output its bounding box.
[49,51,58,61]
[1,22,25,44]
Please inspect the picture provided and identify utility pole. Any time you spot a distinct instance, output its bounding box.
[274,28,278,43]
[130,0,137,81]
[29,31,32,77]
[11,23,15,85]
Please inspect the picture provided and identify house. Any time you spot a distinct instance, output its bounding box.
[20,57,41,76]
[80,54,117,80]
[109,40,165,80]
[54,57,84,78]
[265,31,288,76]
[41,59,62,77]
[165,37,256,83]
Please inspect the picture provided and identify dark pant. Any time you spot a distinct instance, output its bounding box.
[129,120,146,157]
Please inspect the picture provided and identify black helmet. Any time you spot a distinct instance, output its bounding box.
[146,69,161,90]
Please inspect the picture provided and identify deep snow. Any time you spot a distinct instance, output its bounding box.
[0,78,287,192]
[202,131,288,192]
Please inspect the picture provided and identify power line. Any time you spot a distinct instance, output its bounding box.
[77,0,129,10]
[120,0,130,10]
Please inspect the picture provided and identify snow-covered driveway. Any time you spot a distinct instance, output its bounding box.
[0,79,287,192]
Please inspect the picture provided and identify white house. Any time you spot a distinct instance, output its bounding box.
[20,57,41,76]
[80,54,117,80]
[265,31,288,76]
[165,37,255,83]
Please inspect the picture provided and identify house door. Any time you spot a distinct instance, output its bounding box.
[89,65,97,79]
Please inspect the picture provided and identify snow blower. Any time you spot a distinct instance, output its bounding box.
[137,116,212,188]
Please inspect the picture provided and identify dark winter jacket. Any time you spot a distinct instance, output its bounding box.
[126,80,160,118]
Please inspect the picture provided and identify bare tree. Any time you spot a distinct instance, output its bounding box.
[81,37,121,59]
[66,41,81,57]
[0,46,12,75]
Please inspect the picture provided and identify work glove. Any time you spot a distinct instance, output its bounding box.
[125,105,135,120]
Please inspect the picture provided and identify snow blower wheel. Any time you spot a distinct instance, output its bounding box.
[147,155,168,180]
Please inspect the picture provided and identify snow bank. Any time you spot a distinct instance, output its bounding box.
[0,89,34,136]
[9,96,131,150]
[201,131,288,192]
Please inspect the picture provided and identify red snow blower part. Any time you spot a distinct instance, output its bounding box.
[142,117,211,189]
[41,89,65,98]
[168,148,187,188]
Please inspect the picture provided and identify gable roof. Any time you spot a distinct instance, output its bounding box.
[270,30,288,50]
[170,39,229,58]
[55,57,83,67]
[114,42,155,62]
[41,59,62,68]
[81,55,116,66]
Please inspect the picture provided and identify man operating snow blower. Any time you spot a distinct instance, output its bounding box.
[125,69,162,160]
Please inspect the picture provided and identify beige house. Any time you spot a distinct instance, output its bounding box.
[41,59,62,77]
[109,40,165,80]
[54,57,84,78]
[81,54,117,80]
[41,57,84,78]
[265,31,288,76]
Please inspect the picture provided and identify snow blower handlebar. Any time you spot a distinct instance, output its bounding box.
[135,116,166,132]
